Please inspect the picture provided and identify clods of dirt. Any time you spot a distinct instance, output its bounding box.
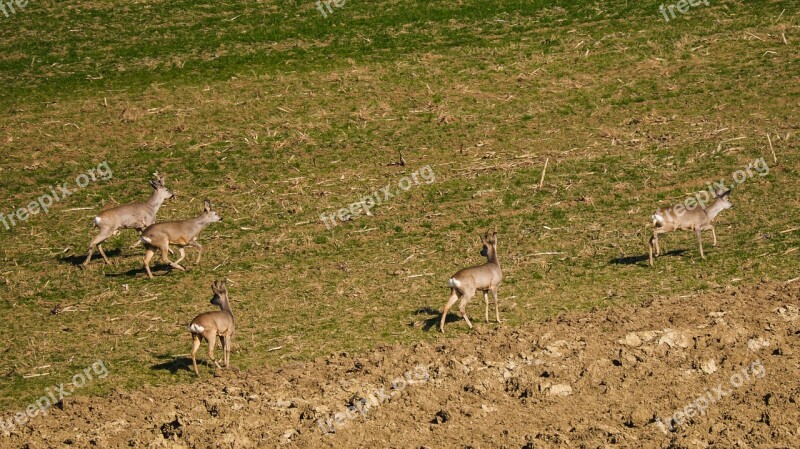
[2,281,798,448]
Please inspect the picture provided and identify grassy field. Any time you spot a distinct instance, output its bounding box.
[1,0,798,411]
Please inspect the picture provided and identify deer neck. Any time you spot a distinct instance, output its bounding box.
[146,190,166,212]
[486,246,500,267]
[189,215,212,231]
[704,198,727,221]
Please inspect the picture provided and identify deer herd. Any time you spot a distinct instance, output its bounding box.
[79,172,735,375]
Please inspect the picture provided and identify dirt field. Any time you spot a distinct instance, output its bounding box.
[3,280,797,448]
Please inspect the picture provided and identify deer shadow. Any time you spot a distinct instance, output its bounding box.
[414,306,452,332]
[60,249,123,267]
[104,264,181,278]
[150,354,195,374]
[610,249,687,266]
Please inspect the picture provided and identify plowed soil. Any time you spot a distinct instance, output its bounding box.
[3,281,799,449]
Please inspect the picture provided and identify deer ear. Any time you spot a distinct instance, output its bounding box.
[211,281,219,294]
[204,200,212,212]
[149,180,158,189]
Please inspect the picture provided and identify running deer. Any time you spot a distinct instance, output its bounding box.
[648,190,733,266]
[440,230,503,333]
[140,200,222,279]
[82,173,174,266]
[189,279,235,376]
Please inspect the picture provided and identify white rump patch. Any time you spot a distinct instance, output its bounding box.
[140,236,152,245]
[189,323,204,333]
[652,212,665,226]
[94,217,101,226]
[448,278,461,288]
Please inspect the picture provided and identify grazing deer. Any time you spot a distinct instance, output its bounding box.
[140,200,222,279]
[440,230,503,333]
[648,190,733,266]
[189,279,235,376]
[82,173,174,267]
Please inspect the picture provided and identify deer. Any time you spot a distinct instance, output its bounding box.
[189,279,235,376]
[82,172,174,267]
[140,199,222,279]
[440,230,503,333]
[648,189,733,266]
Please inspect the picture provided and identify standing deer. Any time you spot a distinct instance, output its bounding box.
[440,230,503,333]
[189,279,235,376]
[140,200,222,279]
[82,173,174,267]
[648,190,733,266]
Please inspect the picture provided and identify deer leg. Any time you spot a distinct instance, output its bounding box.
[459,290,475,330]
[227,335,233,368]
[221,336,227,368]
[191,335,202,376]
[129,227,146,249]
[83,247,95,267]
[654,231,662,256]
[158,243,186,272]
[222,335,231,368]
[440,288,460,333]
[649,228,667,265]
[492,288,502,323]
[189,240,203,264]
[97,244,111,265]
[483,291,490,323]
[207,331,221,369]
[174,247,186,265]
[709,225,717,247]
[696,228,705,259]
[143,249,156,279]
[83,228,113,266]
[218,336,226,369]
[226,336,232,368]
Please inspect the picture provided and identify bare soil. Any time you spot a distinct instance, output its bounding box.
[3,280,799,449]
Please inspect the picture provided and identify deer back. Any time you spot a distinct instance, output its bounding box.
[453,262,502,290]
[190,310,235,337]
[143,200,220,245]
[97,201,158,230]
[141,217,206,245]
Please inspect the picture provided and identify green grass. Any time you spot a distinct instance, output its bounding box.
[1,0,798,411]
